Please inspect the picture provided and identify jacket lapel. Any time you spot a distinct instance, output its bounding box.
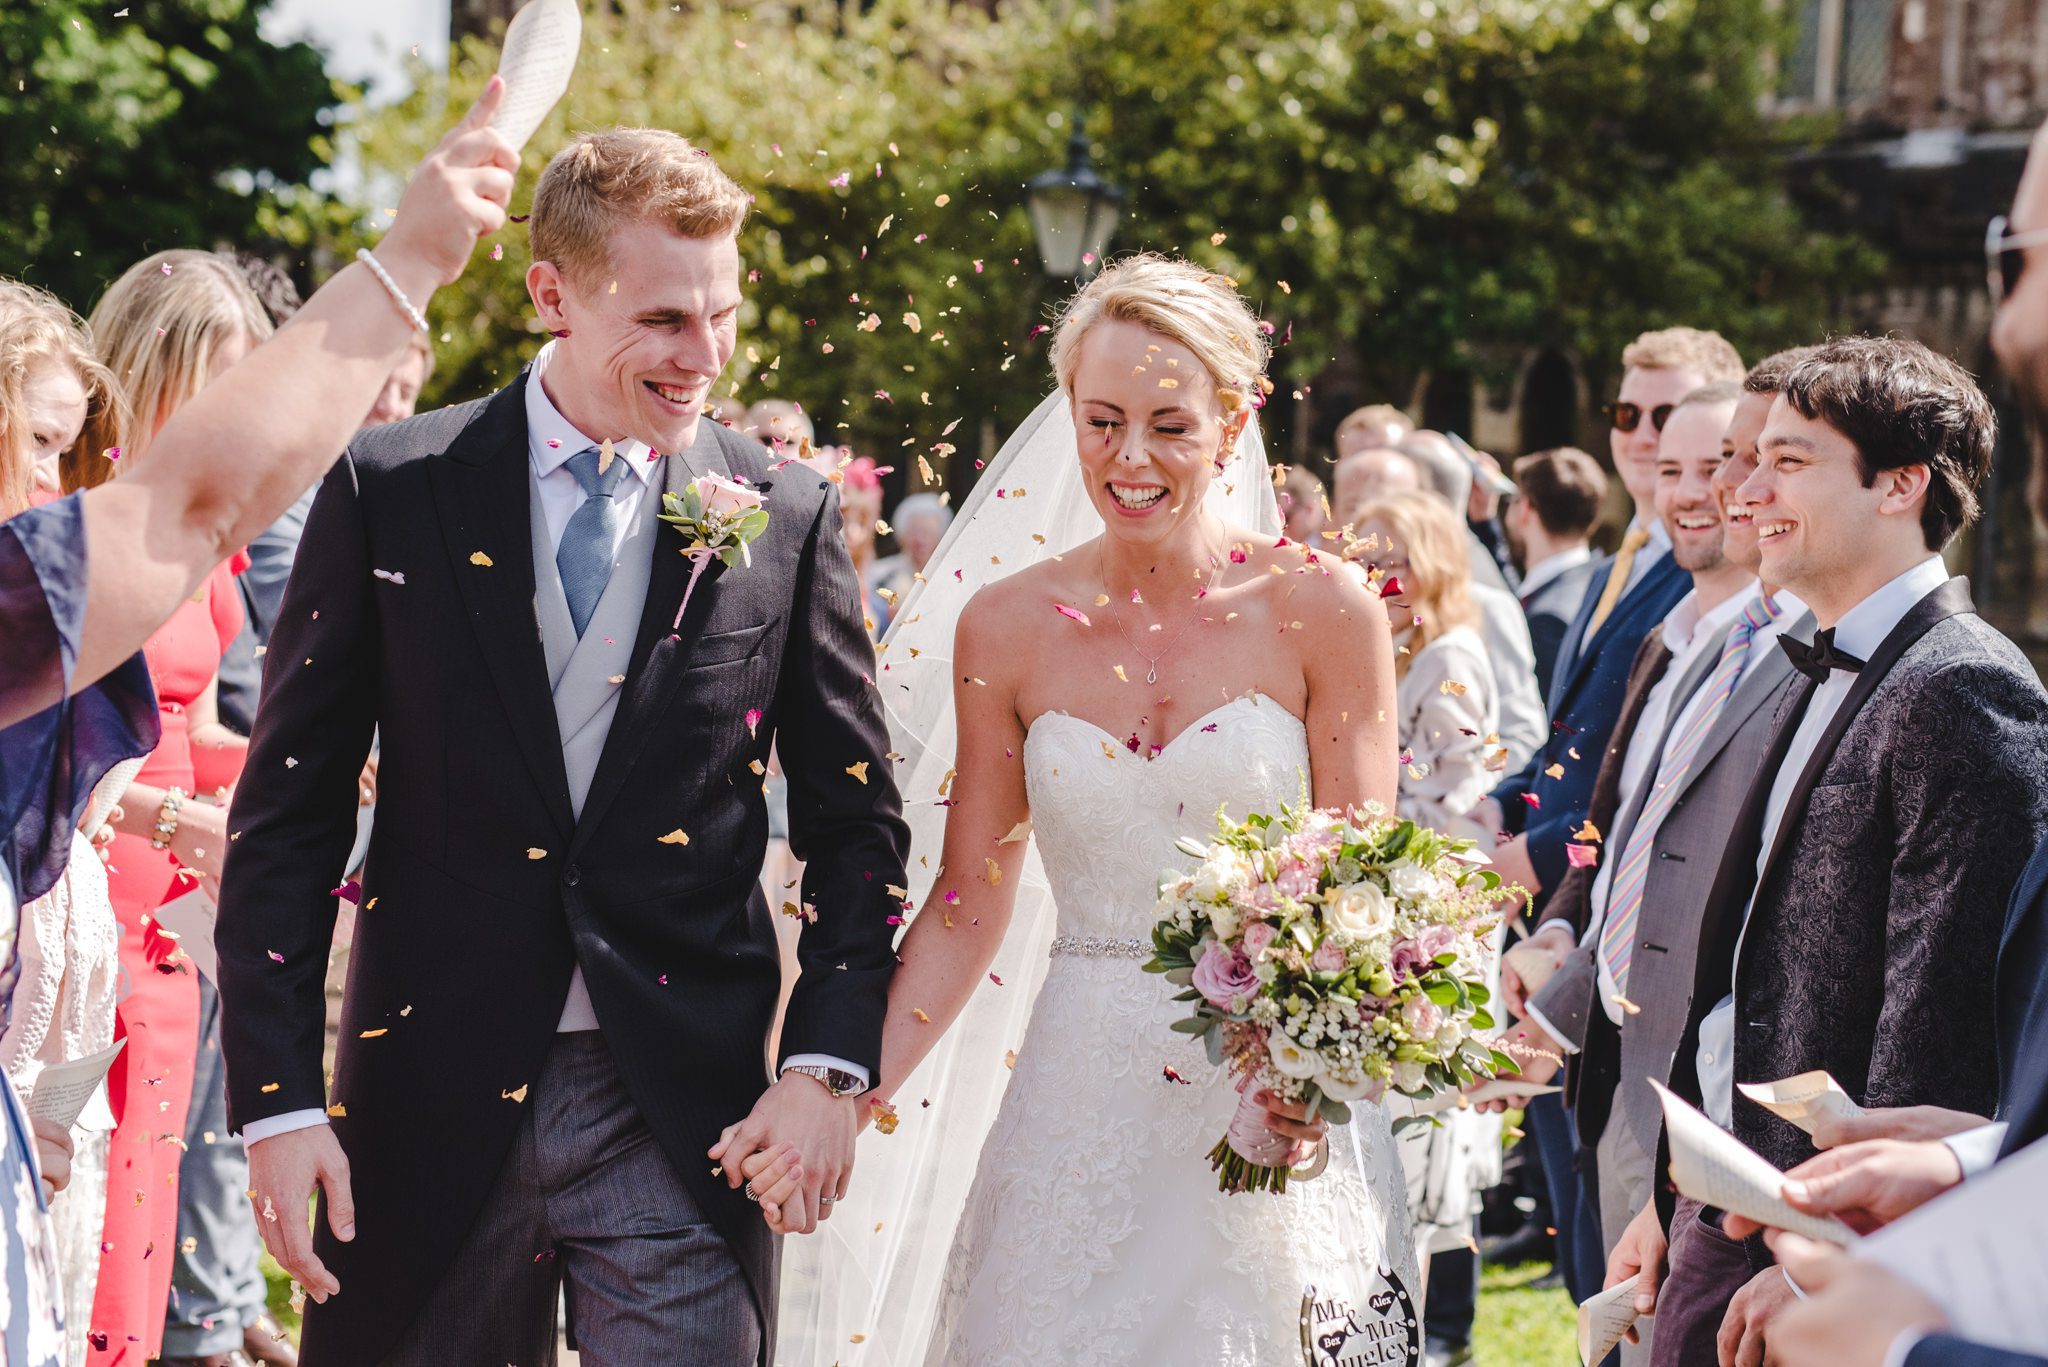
[1659,611,1813,814]
[569,423,734,852]
[425,373,576,839]
[1748,578,1974,909]
[1550,552,1685,717]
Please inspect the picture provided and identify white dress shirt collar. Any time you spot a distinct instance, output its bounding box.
[1626,511,1674,554]
[1659,580,1757,657]
[1828,555,1951,659]
[1519,545,1591,601]
[524,341,654,486]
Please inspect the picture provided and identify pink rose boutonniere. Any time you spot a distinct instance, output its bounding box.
[659,473,770,629]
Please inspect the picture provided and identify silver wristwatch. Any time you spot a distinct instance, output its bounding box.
[784,1063,866,1098]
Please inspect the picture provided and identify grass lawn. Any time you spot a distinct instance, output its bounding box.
[1475,1259,1580,1366]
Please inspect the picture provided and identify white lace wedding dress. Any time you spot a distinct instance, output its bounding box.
[923,694,1421,1367]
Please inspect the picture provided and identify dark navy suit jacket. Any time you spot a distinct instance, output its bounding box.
[1492,546,1690,905]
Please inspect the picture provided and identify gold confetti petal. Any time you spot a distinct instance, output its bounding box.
[526,847,547,860]
[658,829,691,846]
[469,551,494,567]
[846,761,870,784]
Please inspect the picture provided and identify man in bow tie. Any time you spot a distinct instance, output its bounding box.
[1623,335,2048,1367]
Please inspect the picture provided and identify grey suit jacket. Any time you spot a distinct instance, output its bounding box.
[1531,611,1811,1161]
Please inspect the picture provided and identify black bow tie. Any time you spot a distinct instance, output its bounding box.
[1781,629,1866,683]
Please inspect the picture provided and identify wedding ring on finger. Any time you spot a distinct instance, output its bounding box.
[743,1181,760,1203]
[819,1195,836,1205]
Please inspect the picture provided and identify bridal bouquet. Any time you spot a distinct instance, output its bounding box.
[1145,800,1517,1193]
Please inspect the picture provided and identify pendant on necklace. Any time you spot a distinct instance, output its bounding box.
[1146,662,1159,685]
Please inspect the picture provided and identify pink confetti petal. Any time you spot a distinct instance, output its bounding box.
[329,879,362,904]
[1566,843,1599,869]
[1053,603,1092,627]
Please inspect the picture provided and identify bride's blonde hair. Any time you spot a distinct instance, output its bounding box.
[1049,254,1271,415]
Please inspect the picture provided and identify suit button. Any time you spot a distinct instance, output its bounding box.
[564,865,581,887]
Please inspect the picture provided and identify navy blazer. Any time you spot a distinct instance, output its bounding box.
[1993,837,2048,1158]
[1907,1337,2048,1367]
[1493,547,1690,902]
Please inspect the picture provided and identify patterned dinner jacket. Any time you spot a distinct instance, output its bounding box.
[1670,579,2048,1182]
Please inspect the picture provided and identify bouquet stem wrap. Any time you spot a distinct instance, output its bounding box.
[1211,1085,1310,1194]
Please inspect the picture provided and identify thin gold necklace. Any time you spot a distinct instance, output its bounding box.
[1102,538,1226,685]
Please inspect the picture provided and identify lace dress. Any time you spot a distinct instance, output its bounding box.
[926,695,1421,1367]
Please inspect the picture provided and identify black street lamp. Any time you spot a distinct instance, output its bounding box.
[1025,112,1125,284]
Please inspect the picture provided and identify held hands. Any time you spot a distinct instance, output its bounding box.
[1759,1232,1946,1367]
[1607,1201,1669,1344]
[375,77,520,290]
[1722,1138,1963,1240]
[710,1072,861,1236]
[247,1126,356,1303]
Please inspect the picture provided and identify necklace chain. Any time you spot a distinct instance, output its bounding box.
[1101,540,1226,685]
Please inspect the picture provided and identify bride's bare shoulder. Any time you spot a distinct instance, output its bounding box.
[955,544,1101,661]
[1233,529,1388,633]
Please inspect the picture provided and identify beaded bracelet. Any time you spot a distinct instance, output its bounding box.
[356,248,431,335]
[149,786,186,851]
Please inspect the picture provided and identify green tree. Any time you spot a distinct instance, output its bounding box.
[0,0,343,310]
[351,0,1876,487]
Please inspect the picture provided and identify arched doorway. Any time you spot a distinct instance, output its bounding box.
[1519,349,1579,454]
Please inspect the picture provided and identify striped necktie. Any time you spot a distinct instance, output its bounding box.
[1583,527,1652,643]
[1597,592,1783,1000]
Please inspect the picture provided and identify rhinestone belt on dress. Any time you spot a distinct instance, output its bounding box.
[1048,935,1151,959]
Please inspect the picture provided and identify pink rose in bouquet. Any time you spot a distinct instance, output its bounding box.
[1242,921,1278,959]
[1191,943,1260,1010]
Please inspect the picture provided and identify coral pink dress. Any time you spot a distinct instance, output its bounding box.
[88,556,245,1365]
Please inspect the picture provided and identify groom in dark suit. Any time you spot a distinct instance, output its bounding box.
[215,129,908,1365]
[1641,336,2048,1367]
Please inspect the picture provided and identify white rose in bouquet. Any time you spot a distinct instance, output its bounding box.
[1324,881,1396,939]
[1391,1059,1428,1092]
[1314,1062,1379,1102]
[1267,1028,1319,1079]
[1386,858,1437,902]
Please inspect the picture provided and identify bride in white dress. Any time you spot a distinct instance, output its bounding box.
[776,255,1420,1366]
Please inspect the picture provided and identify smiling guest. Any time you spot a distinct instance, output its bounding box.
[1638,336,2048,1367]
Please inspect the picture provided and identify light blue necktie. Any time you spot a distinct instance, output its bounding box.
[556,447,629,636]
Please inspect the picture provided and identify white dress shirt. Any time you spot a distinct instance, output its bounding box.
[247,349,859,1148]
[1697,556,1950,1126]
[1518,545,1592,603]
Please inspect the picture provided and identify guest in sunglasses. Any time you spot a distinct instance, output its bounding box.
[1486,326,1744,1307]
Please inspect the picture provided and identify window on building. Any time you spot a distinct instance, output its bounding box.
[1776,0,1893,109]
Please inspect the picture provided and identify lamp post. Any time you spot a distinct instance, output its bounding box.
[1025,111,1125,285]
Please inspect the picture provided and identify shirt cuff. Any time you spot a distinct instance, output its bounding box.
[1883,1328,1930,1367]
[241,1108,330,1147]
[781,1054,871,1095]
[1943,1122,2009,1179]
[1522,1002,1580,1055]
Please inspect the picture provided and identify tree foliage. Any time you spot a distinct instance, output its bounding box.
[0,0,343,311]
[350,0,1883,484]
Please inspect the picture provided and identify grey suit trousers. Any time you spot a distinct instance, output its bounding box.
[380,1031,760,1367]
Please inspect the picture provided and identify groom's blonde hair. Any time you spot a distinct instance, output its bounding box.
[1051,254,1271,413]
[531,128,751,289]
